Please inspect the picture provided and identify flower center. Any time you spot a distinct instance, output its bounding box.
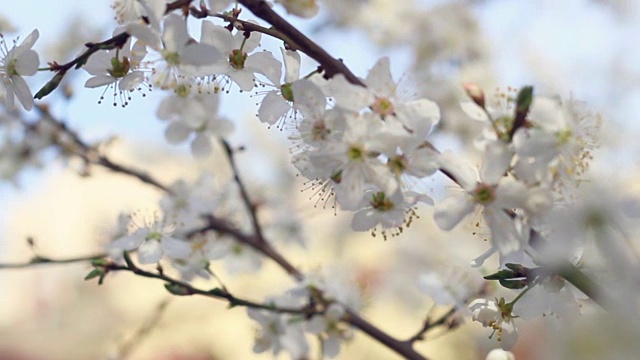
[229,49,247,70]
[371,97,395,117]
[107,56,131,78]
[473,183,496,205]
[280,83,294,102]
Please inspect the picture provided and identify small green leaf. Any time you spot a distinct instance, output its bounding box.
[207,287,225,296]
[84,268,103,281]
[164,283,192,296]
[91,258,110,267]
[34,72,65,99]
[499,278,528,290]
[484,269,516,280]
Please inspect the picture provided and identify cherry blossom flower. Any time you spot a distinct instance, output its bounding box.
[434,144,535,258]
[306,303,353,358]
[513,95,600,193]
[257,48,302,126]
[200,21,281,91]
[83,34,149,107]
[351,190,430,237]
[0,29,39,110]
[248,296,309,358]
[108,213,191,264]
[469,297,519,350]
[157,90,234,157]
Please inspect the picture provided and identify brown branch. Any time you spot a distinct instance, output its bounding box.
[221,140,267,244]
[104,253,313,315]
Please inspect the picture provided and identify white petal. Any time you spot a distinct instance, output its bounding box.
[10,75,33,110]
[200,20,233,51]
[366,57,395,97]
[460,101,489,121]
[162,14,189,53]
[85,74,116,88]
[351,209,378,231]
[15,49,39,76]
[19,29,39,50]
[182,43,221,66]
[246,51,282,86]
[292,79,326,119]
[228,70,255,91]
[433,193,475,230]
[325,74,373,112]
[126,23,161,50]
[165,121,191,144]
[119,71,145,91]
[258,91,290,124]
[480,141,513,184]
[138,240,163,264]
[437,151,478,191]
[281,48,301,83]
[161,236,192,259]
[191,133,212,158]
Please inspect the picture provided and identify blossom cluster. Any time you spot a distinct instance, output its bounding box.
[2,0,639,358]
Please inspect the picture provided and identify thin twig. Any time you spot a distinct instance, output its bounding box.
[221,140,266,244]
[34,105,172,194]
[107,254,314,315]
[0,253,107,269]
[116,298,173,359]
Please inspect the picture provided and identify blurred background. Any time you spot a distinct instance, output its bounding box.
[1,0,640,359]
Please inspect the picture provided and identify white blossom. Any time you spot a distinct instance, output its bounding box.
[0,29,39,110]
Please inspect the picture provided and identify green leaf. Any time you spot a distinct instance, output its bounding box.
[516,86,533,112]
[484,269,516,280]
[34,72,65,99]
[84,268,103,281]
[164,283,192,296]
[499,278,528,290]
